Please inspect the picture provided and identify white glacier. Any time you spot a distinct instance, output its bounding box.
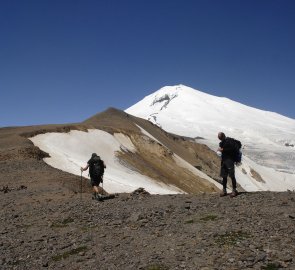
[126,84,295,191]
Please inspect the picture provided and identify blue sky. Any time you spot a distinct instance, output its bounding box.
[1,0,294,127]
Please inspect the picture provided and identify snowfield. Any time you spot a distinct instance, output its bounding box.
[30,129,184,194]
[126,84,295,191]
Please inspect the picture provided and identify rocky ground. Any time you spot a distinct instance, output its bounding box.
[1,184,295,270]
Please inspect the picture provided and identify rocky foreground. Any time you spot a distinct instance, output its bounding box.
[1,186,295,270]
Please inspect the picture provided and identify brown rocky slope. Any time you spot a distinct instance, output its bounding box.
[1,187,295,269]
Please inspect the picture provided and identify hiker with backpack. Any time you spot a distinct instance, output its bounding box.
[217,132,241,197]
[81,153,106,200]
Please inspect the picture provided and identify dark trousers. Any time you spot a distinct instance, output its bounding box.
[220,159,237,191]
[90,174,103,187]
[222,176,237,191]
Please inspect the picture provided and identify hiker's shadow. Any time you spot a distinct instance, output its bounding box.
[237,191,250,196]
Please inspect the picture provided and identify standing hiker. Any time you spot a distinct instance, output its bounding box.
[217,132,240,197]
[81,153,106,200]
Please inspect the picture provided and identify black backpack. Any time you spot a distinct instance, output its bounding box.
[226,137,242,163]
[90,158,105,177]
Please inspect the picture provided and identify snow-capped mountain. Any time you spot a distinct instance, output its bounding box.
[126,85,295,191]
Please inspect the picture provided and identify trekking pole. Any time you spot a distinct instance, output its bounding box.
[80,171,82,200]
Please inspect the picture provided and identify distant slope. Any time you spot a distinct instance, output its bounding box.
[83,107,139,132]
[1,108,225,194]
[0,123,92,196]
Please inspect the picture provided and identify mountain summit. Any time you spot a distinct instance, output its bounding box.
[126,84,295,190]
[126,85,295,143]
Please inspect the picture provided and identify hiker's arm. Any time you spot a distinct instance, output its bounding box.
[218,141,224,152]
[81,164,89,172]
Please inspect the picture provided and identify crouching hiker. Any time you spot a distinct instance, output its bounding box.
[81,153,106,200]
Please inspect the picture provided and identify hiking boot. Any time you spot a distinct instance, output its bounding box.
[220,191,227,197]
[92,193,100,200]
[230,190,238,198]
[95,194,103,201]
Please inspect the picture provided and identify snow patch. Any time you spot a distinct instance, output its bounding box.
[172,154,223,191]
[114,133,137,153]
[29,129,183,194]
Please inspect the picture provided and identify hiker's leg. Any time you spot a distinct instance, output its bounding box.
[220,161,228,196]
[91,185,100,200]
[224,159,236,192]
[219,177,228,196]
[93,185,99,194]
[231,176,237,191]
[229,175,238,197]
[222,177,228,191]
[228,161,237,192]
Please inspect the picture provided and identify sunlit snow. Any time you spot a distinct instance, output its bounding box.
[30,130,183,194]
[126,84,295,191]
